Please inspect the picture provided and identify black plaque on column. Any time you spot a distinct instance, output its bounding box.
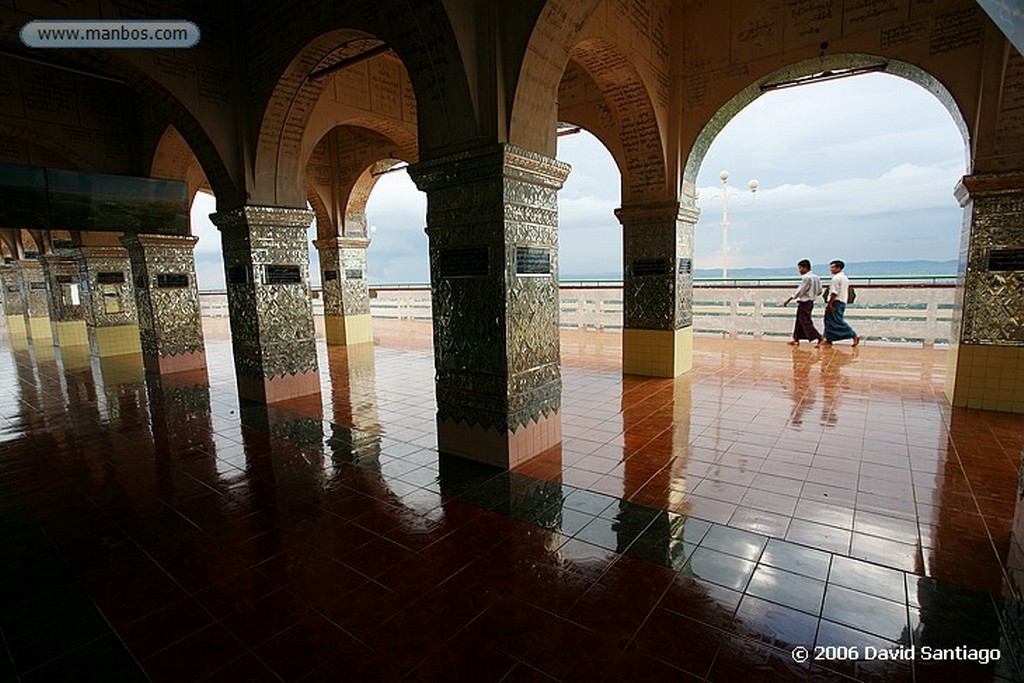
[227,265,251,285]
[29,282,47,290]
[678,258,692,275]
[633,258,669,276]
[323,270,338,281]
[515,247,551,275]
[345,269,363,280]
[988,249,1024,271]
[156,273,190,288]
[440,248,489,278]
[264,265,302,284]
[96,271,125,284]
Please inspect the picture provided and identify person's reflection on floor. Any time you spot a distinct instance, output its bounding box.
[788,347,816,427]
[819,345,858,426]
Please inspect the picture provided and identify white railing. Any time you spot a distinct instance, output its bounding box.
[196,277,958,347]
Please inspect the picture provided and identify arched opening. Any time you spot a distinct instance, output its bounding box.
[688,63,967,349]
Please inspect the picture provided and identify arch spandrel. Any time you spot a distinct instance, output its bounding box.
[564,37,670,203]
[150,125,214,215]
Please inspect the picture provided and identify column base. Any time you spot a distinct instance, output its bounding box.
[5,314,28,338]
[27,316,53,342]
[54,320,89,347]
[143,350,208,375]
[946,342,1024,413]
[325,314,373,345]
[59,345,92,371]
[96,354,145,386]
[90,324,143,358]
[437,411,562,469]
[623,327,693,377]
[237,369,321,403]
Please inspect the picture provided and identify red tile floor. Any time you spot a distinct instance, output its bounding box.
[0,319,1022,682]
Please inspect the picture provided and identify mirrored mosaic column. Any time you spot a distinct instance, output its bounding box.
[122,234,207,374]
[0,263,28,343]
[946,172,1024,413]
[617,201,698,377]
[75,246,142,358]
[38,253,88,348]
[314,237,372,345]
[409,144,571,468]
[15,258,52,343]
[210,206,320,403]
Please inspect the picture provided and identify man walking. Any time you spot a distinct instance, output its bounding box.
[783,259,824,347]
[822,259,860,346]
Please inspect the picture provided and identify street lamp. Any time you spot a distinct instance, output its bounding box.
[716,170,758,280]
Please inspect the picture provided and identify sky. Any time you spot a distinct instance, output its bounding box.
[189,72,967,289]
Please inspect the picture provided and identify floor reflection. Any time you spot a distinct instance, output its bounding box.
[0,319,1021,681]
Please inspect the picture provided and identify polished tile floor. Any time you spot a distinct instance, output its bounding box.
[0,320,1022,682]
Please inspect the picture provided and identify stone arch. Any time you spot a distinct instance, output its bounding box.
[19,230,39,256]
[307,185,334,239]
[564,38,668,203]
[253,19,472,208]
[682,54,972,201]
[508,0,602,156]
[341,160,404,240]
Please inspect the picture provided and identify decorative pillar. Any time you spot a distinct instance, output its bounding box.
[408,144,570,468]
[0,263,28,341]
[617,201,698,377]
[15,259,52,342]
[210,206,320,403]
[38,253,88,347]
[946,172,1024,413]
[122,234,206,374]
[76,246,142,358]
[315,236,372,345]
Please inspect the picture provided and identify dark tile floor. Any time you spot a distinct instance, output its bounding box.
[0,320,1022,682]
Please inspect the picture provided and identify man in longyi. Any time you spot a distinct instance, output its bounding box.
[783,259,824,347]
[822,259,861,346]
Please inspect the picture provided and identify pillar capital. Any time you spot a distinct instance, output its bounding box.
[121,233,199,250]
[615,200,700,226]
[955,171,1024,205]
[409,143,571,193]
[313,236,371,251]
[209,205,315,232]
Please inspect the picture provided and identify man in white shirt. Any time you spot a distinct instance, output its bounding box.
[823,260,860,346]
[783,259,823,347]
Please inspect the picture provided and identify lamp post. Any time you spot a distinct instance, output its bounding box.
[717,170,758,280]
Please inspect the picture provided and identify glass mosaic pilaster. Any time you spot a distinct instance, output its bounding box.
[123,234,207,374]
[75,246,142,358]
[314,236,372,345]
[211,206,320,403]
[409,144,570,468]
[15,259,52,343]
[0,263,28,345]
[946,172,1024,413]
[617,202,699,377]
[38,253,88,347]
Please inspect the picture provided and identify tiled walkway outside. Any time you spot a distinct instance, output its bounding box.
[0,320,1021,681]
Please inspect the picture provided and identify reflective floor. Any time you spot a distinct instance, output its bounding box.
[0,320,1022,682]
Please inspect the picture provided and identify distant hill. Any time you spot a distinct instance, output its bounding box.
[562,259,958,280]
